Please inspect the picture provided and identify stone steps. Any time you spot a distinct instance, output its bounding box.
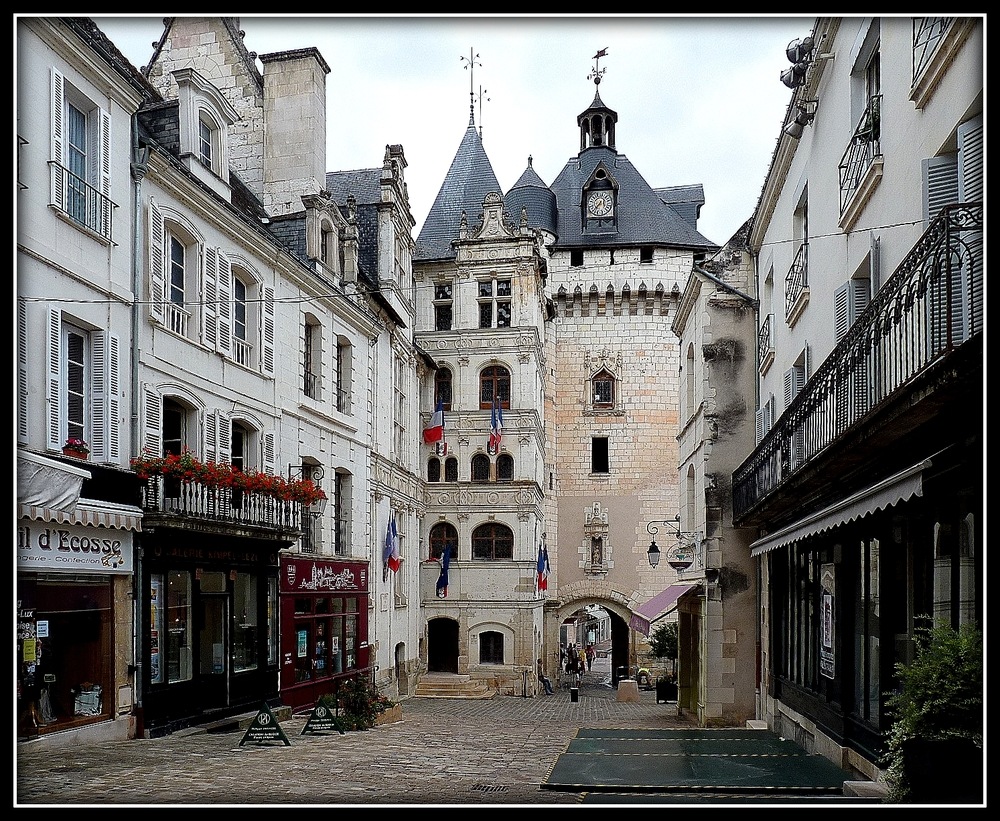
[413,673,497,699]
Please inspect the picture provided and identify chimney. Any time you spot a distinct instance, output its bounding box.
[260,47,330,217]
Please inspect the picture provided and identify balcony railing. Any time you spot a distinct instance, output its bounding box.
[784,243,809,320]
[758,313,774,374]
[139,474,304,534]
[734,202,982,521]
[48,161,115,241]
[839,95,882,213]
[232,337,253,368]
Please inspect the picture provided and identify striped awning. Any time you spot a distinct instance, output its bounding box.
[19,499,143,532]
[749,458,931,557]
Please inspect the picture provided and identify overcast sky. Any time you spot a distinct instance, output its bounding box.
[90,15,816,246]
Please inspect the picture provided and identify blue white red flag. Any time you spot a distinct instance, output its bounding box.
[423,398,444,444]
[536,545,550,592]
[383,514,401,573]
[436,545,451,598]
[488,395,504,454]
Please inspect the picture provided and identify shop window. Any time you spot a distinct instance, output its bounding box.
[233,572,257,673]
[267,577,278,666]
[150,571,192,685]
[479,631,504,664]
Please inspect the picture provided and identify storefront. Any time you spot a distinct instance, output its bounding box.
[138,534,282,736]
[279,555,370,711]
[17,451,143,743]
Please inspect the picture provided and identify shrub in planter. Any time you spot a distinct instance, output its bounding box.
[332,677,396,731]
[881,621,982,803]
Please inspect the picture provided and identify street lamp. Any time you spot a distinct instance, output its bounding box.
[646,515,696,571]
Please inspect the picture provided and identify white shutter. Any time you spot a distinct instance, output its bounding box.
[18,299,28,443]
[106,333,120,460]
[260,285,275,376]
[97,108,112,239]
[203,246,219,349]
[922,154,958,224]
[755,407,765,446]
[91,332,108,461]
[140,385,162,457]
[148,197,166,324]
[216,249,233,357]
[834,283,850,343]
[50,69,65,210]
[216,413,231,465]
[262,431,275,475]
[46,308,62,451]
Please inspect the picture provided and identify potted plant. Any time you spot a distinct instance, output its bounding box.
[881,620,983,803]
[62,437,90,459]
[648,621,679,701]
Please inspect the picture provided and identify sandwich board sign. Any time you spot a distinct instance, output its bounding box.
[301,698,345,735]
[239,702,291,746]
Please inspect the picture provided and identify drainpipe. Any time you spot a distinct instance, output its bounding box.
[129,116,150,732]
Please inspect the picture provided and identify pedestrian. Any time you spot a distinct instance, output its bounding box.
[578,646,587,676]
[537,658,554,695]
[586,644,595,671]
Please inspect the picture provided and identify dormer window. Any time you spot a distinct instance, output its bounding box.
[198,118,213,167]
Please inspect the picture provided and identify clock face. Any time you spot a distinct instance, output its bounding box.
[587,191,613,217]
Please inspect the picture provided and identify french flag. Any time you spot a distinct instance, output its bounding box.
[423,398,444,444]
[383,514,401,573]
[488,395,503,454]
[536,545,550,593]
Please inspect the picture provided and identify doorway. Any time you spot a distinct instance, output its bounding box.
[427,618,459,673]
[197,595,228,711]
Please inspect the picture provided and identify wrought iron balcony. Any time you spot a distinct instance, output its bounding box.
[839,94,882,213]
[48,161,115,241]
[758,313,774,375]
[784,243,809,321]
[139,473,305,537]
[734,202,982,522]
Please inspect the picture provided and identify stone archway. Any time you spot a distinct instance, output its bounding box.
[551,592,636,687]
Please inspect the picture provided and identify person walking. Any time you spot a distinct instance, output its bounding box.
[586,644,595,671]
[537,658,554,696]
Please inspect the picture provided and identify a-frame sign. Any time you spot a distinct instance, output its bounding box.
[239,702,291,746]
[301,698,345,735]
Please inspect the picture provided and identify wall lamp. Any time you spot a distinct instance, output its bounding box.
[646,515,699,570]
[783,100,819,140]
[288,464,327,515]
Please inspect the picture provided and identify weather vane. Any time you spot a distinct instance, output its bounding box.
[588,47,609,86]
[461,48,482,125]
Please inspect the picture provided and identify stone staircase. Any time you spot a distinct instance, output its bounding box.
[413,673,497,699]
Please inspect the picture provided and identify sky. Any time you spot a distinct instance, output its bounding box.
[89,14,815,247]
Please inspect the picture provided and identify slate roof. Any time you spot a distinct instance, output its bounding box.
[413,123,503,262]
[416,95,718,262]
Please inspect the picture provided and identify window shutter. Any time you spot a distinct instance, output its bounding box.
[87,109,111,239]
[148,197,166,324]
[958,115,983,338]
[922,154,958,224]
[140,385,162,457]
[50,69,65,210]
[46,308,62,451]
[204,410,218,464]
[260,286,275,375]
[18,300,28,443]
[203,246,219,349]
[90,331,120,462]
[262,431,275,475]
[755,407,765,445]
[834,282,850,343]
[216,412,231,465]
[216,249,233,357]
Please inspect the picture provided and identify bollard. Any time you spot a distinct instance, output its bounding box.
[570,687,579,703]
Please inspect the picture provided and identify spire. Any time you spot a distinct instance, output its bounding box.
[461,48,482,127]
[578,47,618,152]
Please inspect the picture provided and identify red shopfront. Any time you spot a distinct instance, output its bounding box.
[279,556,370,711]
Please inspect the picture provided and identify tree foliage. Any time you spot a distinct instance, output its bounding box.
[648,621,678,661]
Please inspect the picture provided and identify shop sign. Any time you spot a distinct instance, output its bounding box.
[282,557,368,593]
[17,519,133,573]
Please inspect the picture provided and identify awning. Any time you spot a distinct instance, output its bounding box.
[19,499,143,532]
[629,583,698,636]
[749,458,931,557]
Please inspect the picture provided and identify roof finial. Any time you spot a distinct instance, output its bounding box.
[588,47,609,87]
[476,85,490,139]
[461,48,482,126]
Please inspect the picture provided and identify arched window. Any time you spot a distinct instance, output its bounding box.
[444,457,458,482]
[471,454,490,483]
[497,453,514,482]
[427,458,440,483]
[434,368,452,411]
[472,522,513,560]
[479,631,504,664]
[479,365,510,410]
[592,369,615,408]
[429,522,458,561]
